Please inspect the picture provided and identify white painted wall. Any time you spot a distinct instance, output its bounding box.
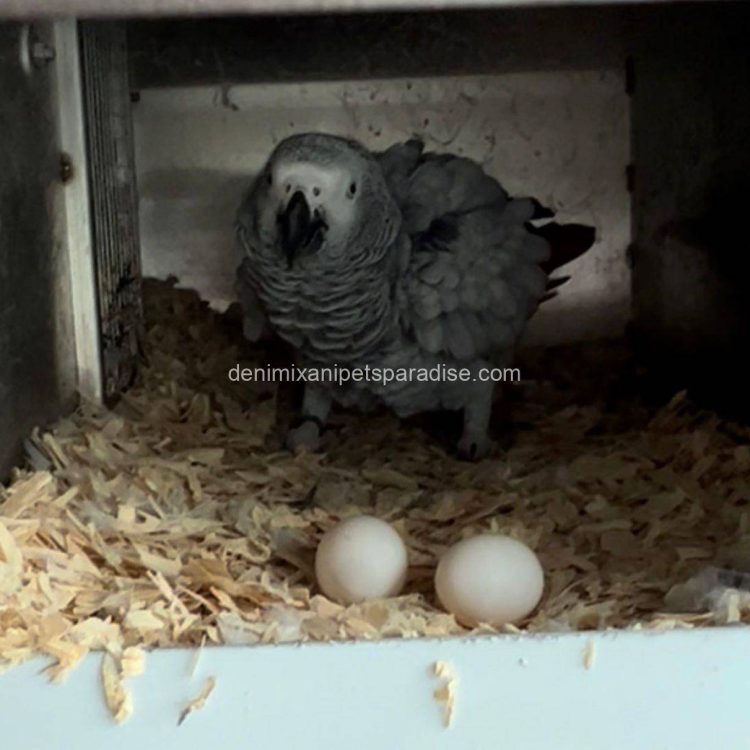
[134,71,629,345]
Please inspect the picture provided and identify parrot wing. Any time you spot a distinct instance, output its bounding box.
[379,140,595,361]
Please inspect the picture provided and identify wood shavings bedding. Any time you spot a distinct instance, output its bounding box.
[1,278,749,678]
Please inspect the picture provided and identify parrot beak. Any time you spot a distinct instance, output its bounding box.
[278,190,327,268]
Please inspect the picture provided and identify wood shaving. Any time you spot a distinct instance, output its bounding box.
[1,279,749,679]
[0,520,23,595]
[582,640,596,670]
[101,652,133,724]
[189,634,206,677]
[121,646,146,678]
[432,660,457,727]
[178,676,216,725]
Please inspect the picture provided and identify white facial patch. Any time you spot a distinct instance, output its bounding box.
[272,160,357,229]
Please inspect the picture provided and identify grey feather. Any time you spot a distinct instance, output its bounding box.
[411,286,443,320]
[413,316,444,353]
[443,312,476,359]
[441,288,460,313]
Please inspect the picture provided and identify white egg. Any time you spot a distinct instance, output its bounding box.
[315,516,408,604]
[435,534,544,627]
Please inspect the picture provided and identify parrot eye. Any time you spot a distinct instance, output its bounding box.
[347,182,357,199]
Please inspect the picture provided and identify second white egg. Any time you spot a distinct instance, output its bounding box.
[435,533,544,627]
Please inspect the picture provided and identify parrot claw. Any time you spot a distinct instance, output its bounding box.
[457,432,492,461]
[285,420,323,453]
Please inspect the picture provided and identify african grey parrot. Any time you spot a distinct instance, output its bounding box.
[235,133,594,459]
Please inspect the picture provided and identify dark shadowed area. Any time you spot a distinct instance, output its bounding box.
[0,22,77,477]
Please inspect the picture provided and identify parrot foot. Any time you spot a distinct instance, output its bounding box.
[456,374,494,460]
[456,431,492,461]
[285,418,323,453]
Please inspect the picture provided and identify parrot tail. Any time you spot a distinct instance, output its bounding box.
[530,222,596,275]
[525,220,596,303]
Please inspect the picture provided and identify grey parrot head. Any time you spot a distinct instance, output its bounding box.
[246,133,401,268]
